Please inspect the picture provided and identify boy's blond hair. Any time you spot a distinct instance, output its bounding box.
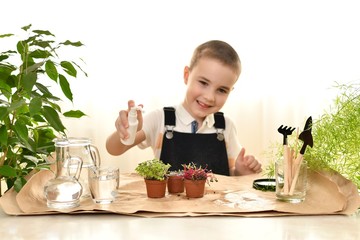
[189,40,241,77]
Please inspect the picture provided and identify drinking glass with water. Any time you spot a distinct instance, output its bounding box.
[88,167,119,204]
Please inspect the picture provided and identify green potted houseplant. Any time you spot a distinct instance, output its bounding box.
[265,81,360,190]
[182,162,218,198]
[0,24,86,195]
[135,158,171,198]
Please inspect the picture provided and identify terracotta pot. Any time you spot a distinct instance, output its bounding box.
[144,179,167,198]
[184,179,206,198]
[167,175,184,194]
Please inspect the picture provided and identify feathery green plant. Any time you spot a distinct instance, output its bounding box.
[305,82,360,188]
[265,81,360,189]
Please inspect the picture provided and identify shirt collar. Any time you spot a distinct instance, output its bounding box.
[203,114,215,128]
[177,104,215,128]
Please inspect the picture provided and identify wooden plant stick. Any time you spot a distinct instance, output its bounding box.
[289,148,295,187]
[292,128,300,177]
[283,145,290,194]
[289,154,303,195]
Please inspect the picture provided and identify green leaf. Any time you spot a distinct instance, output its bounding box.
[0,33,14,38]
[34,164,51,171]
[61,40,84,47]
[63,110,86,118]
[32,114,46,122]
[16,105,30,117]
[32,40,52,49]
[35,82,52,96]
[29,49,51,59]
[1,50,17,55]
[14,120,29,143]
[33,30,55,37]
[45,60,58,81]
[17,40,27,55]
[72,61,88,77]
[8,99,26,112]
[0,55,9,62]
[35,84,61,102]
[59,74,72,101]
[0,107,8,120]
[29,97,42,116]
[24,62,44,73]
[61,61,77,77]
[14,177,27,192]
[42,106,65,132]
[36,128,56,145]
[24,155,40,164]
[0,81,11,98]
[25,36,36,44]
[17,114,32,128]
[0,63,15,81]
[0,165,17,177]
[0,125,8,146]
[41,100,61,112]
[22,71,37,92]
[21,24,32,31]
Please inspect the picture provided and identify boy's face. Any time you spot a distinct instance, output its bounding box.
[183,57,238,122]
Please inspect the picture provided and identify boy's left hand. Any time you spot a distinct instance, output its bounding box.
[235,147,262,175]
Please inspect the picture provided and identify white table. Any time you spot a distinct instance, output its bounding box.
[1,207,359,240]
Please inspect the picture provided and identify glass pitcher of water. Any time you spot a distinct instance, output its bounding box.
[44,138,84,209]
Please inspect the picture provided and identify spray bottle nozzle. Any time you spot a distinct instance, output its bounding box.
[129,106,144,117]
[130,106,143,113]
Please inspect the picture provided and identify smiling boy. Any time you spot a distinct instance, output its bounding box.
[106,40,262,176]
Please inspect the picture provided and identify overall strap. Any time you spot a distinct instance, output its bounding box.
[163,107,176,126]
[214,112,225,129]
[163,107,225,129]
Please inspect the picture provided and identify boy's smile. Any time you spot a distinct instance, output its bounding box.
[182,57,239,124]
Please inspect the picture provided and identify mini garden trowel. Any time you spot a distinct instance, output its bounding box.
[298,116,313,155]
[289,116,314,195]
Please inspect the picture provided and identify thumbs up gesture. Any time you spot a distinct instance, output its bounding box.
[234,147,262,175]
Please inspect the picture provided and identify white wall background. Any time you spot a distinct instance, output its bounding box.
[2,0,360,172]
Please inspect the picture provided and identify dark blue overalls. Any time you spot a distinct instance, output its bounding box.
[159,107,230,176]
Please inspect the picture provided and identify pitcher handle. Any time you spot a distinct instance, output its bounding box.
[90,145,101,168]
[65,156,83,180]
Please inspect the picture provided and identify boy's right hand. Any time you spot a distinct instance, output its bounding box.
[115,100,143,141]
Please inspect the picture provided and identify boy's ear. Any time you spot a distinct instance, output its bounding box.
[183,66,190,84]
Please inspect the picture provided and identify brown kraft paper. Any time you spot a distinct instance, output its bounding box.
[0,168,359,217]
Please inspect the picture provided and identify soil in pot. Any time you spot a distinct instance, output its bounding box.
[184,179,206,198]
[167,175,184,194]
[144,179,167,198]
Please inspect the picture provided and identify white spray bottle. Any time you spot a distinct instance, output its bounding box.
[121,106,141,145]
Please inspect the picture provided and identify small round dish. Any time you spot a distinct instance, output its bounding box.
[252,178,276,192]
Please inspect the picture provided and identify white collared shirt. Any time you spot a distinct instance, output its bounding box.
[174,104,215,133]
[138,104,242,168]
